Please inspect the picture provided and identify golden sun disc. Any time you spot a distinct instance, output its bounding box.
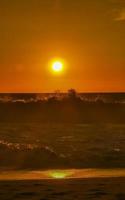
[52,61,63,72]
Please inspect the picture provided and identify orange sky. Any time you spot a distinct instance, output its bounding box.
[0,0,125,92]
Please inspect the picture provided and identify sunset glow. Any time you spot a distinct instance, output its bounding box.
[0,0,125,92]
[48,170,73,179]
[50,171,68,179]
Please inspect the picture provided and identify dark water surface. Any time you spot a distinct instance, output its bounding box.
[0,92,125,103]
[0,123,125,170]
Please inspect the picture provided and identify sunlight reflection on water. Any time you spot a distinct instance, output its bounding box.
[1,169,125,180]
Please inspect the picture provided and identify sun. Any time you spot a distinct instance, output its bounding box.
[52,61,63,73]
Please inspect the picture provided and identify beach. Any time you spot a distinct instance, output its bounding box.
[0,169,125,199]
[0,116,125,200]
[0,177,125,200]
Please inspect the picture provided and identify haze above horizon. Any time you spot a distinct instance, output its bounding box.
[0,0,125,92]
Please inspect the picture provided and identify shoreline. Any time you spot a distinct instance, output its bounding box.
[0,168,125,181]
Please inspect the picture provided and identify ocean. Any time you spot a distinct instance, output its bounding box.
[0,123,125,170]
[0,94,125,199]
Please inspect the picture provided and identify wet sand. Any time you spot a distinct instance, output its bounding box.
[1,169,125,180]
[0,177,125,200]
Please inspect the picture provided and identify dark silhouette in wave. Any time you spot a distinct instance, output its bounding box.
[0,90,125,123]
[0,90,125,170]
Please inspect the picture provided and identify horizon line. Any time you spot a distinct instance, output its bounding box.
[0,91,125,94]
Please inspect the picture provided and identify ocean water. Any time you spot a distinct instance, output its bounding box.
[0,123,125,170]
[0,93,125,103]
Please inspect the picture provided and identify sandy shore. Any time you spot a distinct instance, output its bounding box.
[1,169,125,180]
[0,177,125,200]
